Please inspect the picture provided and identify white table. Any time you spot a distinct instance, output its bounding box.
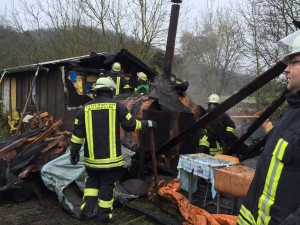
[177,153,235,202]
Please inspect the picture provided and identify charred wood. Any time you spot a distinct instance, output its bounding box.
[11,142,47,173]
[155,62,286,158]
[228,89,287,156]
[24,119,62,150]
[0,138,27,158]
[0,161,21,192]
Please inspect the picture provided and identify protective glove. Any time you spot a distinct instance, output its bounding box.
[141,120,157,129]
[70,143,81,165]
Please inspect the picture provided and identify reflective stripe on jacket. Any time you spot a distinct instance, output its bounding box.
[237,92,300,225]
[108,72,130,95]
[71,94,142,169]
[199,129,223,156]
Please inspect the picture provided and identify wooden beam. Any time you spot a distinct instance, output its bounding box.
[0,138,27,158]
[25,119,63,149]
[42,135,65,153]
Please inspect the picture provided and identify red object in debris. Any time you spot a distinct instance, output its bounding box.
[158,179,238,225]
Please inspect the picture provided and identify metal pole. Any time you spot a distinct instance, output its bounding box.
[188,168,194,201]
[163,0,182,78]
[149,127,158,192]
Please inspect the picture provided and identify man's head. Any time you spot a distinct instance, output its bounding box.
[112,62,121,72]
[207,94,220,111]
[280,30,300,95]
[137,72,148,82]
[92,77,117,94]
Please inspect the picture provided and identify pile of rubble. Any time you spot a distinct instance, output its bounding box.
[0,112,70,194]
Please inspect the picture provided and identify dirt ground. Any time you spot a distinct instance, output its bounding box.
[0,179,241,225]
[0,190,161,225]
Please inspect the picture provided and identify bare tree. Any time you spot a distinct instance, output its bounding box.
[6,0,97,62]
[79,0,111,51]
[237,0,300,107]
[179,6,245,102]
[80,0,170,62]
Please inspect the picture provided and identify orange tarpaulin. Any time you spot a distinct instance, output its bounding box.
[158,178,238,225]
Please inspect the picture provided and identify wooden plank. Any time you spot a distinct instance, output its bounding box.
[54,131,72,137]
[42,135,65,153]
[2,150,17,162]
[39,71,48,111]
[11,76,17,111]
[0,138,27,158]
[27,133,43,143]
[25,119,63,149]
[47,71,57,118]
[18,165,34,179]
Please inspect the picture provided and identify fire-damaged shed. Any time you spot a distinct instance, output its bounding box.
[0,48,203,172]
[0,49,160,132]
[0,47,206,220]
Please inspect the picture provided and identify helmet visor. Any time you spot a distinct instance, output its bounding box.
[279,30,300,64]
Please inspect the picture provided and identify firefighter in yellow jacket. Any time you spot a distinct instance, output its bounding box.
[198,94,236,155]
[107,62,130,95]
[237,30,300,224]
[69,77,156,224]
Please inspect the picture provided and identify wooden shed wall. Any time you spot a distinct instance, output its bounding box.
[16,68,77,132]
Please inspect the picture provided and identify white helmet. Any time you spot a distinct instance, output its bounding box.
[208,94,220,103]
[112,62,121,72]
[279,30,300,63]
[92,77,117,91]
[137,72,148,81]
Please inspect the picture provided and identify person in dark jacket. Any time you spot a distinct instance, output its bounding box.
[237,30,300,225]
[107,62,130,95]
[69,77,156,224]
[198,94,236,155]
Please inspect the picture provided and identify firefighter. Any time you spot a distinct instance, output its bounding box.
[134,72,150,95]
[237,31,300,224]
[198,94,236,156]
[69,77,156,224]
[107,62,130,95]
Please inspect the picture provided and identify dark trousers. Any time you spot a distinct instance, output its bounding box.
[81,167,121,223]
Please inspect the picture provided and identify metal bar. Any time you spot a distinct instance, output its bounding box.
[227,88,287,155]
[149,127,158,192]
[217,192,220,213]
[156,61,286,156]
[188,168,194,201]
[163,2,181,77]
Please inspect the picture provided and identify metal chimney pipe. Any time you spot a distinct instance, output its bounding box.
[163,0,182,78]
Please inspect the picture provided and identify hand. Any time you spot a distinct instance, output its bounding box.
[70,144,81,165]
[70,153,79,165]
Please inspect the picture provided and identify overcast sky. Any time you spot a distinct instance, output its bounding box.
[0,0,236,18]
